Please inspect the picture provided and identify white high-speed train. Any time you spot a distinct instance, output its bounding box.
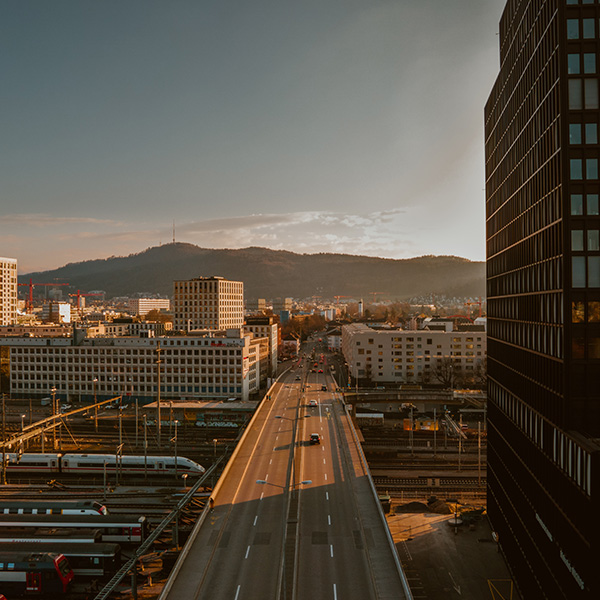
[4,453,205,476]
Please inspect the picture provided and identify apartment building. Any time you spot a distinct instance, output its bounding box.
[173,276,244,331]
[244,315,278,375]
[127,297,171,316]
[341,323,486,385]
[0,330,263,403]
[485,1,600,597]
[0,257,17,326]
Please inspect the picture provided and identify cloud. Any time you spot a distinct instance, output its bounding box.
[0,214,121,227]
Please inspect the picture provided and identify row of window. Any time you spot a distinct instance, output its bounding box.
[572,299,600,321]
[570,192,600,214]
[567,17,597,39]
[571,228,600,249]
[489,320,563,359]
[572,255,600,286]
[570,157,599,178]
[492,382,592,497]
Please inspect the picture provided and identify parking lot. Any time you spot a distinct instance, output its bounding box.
[387,502,520,600]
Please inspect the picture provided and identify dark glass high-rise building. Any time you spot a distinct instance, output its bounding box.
[485,1,600,598]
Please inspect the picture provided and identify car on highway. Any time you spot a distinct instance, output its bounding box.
[295,375,301,380]
[310,433,321,445]
[308,400,317,407]
[321,385,327,391]
[318,369,323,373]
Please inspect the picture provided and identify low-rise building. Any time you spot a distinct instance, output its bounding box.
[127,297,171,316]
[341,323,486,386]
[244,316,278,375]
[0,329,264,403]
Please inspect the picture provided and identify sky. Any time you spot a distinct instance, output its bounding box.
[1,0,506,274]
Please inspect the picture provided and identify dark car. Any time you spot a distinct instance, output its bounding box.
[310,433,321,445]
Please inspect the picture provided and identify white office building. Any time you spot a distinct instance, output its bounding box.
[0,257,17,326]
[1,330,265,403]
[128,298,171,316]
[342,323,486,385]
[173,276,244,332]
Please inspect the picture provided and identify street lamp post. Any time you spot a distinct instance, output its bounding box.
[51,387,57,451]
[156,342,162,447]
[93,378,98,433]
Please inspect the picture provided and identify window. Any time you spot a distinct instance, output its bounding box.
[588,301,600,322]
[571,159,583,179]
[570,123,582,144]
[585,123,598,143]
[588,230,599,251]
[584,53,597,73]
[568,19,579,39]
[583,18,595,38]
[589,257,600,287]
[587,158,599,179]
[573,257,586,287]
[570,76,584,104]
[585,79,599,108]
[573,229,584,250]
[572,194,584,215]
[569,54,581,74]
[572,301,585,323]
[588,194,599,214]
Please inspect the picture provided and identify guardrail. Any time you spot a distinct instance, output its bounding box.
[341,394,414,600]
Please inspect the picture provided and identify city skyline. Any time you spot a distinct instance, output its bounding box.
[2,0,505,273]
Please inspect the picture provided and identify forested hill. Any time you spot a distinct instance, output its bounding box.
[22,243,485,301]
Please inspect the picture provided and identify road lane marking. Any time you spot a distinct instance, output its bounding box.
[245,546,251,559]
[235,585,241,600]
[333,583,337,600]
[324,473,328,481]
[326,492,329,500]
[253,516,258,526]
[328,515,331,525]
[323,458,326,465]
[265,474,269,480]
[330,544,334,558]
[322,446,325,451]
[269,459,272,465]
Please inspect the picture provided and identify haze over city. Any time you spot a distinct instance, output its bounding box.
[2,0,504,273]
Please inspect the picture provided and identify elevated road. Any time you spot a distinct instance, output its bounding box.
[161,358,412,600]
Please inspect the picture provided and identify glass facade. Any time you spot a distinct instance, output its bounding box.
[485,1,600,598]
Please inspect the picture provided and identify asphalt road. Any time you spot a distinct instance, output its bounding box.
[162,348,410,600]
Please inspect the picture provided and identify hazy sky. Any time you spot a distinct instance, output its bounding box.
[2,0,505,273]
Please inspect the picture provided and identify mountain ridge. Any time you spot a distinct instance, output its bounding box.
[20,243,485,301]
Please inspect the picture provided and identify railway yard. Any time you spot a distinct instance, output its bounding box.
[0,392,487,599]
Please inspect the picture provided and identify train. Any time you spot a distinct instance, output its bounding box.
[0,499,108,516]
[0,527,102,544]
[4,452,205,476]
[4,542,121,578]
[0,550,74,596]
[0,514,148,544]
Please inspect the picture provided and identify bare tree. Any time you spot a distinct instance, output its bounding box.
[431,357,464,388]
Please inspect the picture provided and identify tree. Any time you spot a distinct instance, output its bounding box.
[144,309,173,323]
[431,357,464,389]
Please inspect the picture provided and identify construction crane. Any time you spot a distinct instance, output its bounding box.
[333,295,351,304]
[17,279,70,312]
[69,290,103,319]
[464,297,484,319]
[370,292,385,303]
